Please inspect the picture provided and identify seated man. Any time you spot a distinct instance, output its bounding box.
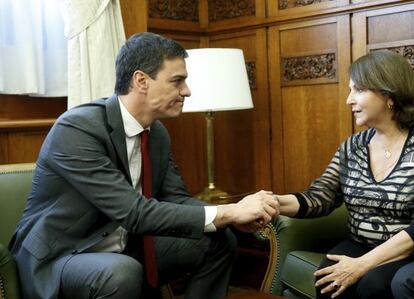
[9,32,279,299]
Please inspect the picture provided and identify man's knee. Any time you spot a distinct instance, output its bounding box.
[391,266,414,299]
[61,254,144,299]
[101,257,144,297]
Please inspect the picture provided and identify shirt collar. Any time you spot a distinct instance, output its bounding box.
[118,97,145,137]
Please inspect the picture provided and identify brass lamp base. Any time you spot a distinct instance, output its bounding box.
[196,186,231,204]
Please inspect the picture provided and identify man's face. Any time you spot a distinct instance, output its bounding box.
[146,57,191,119]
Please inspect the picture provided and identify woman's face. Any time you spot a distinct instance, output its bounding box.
[346,79,394,128]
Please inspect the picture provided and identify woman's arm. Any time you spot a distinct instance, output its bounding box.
[360,229,414,268]
[277,194,300,217]
[315,229,414,298]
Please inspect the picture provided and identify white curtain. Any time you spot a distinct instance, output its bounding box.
[0,0,68,97]
[61,0,126,109]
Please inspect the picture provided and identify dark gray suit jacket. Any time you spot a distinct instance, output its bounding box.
[9,95,206,299]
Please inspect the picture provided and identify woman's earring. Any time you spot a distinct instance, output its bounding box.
[388,103,394,111]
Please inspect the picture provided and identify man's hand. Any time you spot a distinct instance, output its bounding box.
[213,190,279,232]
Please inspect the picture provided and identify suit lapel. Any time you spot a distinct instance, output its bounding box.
[106,95,132,183]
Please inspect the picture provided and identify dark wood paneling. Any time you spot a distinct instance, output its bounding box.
[150,34,207,195]
[209,29,272,193]
[0,95,64,164]
[0,94,66,120]
[268,16,351,193]
[0,119,54,164]
[120,0,148,37]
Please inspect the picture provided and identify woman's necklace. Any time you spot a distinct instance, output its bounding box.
[378,132,404,159]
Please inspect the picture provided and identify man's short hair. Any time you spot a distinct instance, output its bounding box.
[114,32,188,95]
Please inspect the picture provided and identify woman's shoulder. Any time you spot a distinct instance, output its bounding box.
[341,128,375,150]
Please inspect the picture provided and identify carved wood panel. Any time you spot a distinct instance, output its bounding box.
[149,0,199,21]
[278,0,334,10]
[387,45,414,67]
[246,61,257,89]
[208,0,255,21]
[282,53,336,83]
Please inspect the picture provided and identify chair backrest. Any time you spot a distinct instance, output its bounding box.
[0,164,35,246]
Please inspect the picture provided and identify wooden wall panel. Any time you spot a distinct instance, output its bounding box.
[267,0,348,18]
[120,0,148,37]
[208,29,272,193]
[147,34,207,195]
[367,10,414,45]
[282,84,339,190]
[0,120,55,164]
[206,0,266,32]
[0,133,8,163]
[7,131,48,163]
[353,3,414,58]
[269,16,351,193]
[0,95,65,164]
[0,95,66,120]
[351,3,414,134]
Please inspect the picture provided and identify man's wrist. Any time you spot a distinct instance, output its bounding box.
[213,204,235,228]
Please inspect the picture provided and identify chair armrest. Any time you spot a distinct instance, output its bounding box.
[0,244,21,299]
[256,205,348,295]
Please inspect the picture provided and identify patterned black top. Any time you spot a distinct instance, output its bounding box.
[295,128,414,247]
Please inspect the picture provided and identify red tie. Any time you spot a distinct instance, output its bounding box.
[140,130,158,287]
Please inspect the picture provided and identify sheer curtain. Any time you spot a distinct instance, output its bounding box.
[0,0,67,96]
[61,0,126,109]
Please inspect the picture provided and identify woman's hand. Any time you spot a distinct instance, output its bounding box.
[314,254,369,298]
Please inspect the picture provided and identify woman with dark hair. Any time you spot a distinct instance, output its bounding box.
[275,50,414,298]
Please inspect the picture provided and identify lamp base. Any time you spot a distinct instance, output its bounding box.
[196,186,231,204]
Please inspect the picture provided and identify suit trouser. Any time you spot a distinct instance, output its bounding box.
[60,228,237,299]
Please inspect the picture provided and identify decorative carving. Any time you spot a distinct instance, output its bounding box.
[149,0,199,22]
[387,46,414,69]
[208,0,255,21]
[279,0,289,9]
[246,61,257,89]
[279,0,334,10]
[282,53,336,81]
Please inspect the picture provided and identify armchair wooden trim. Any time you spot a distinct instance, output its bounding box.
[256,205,349,297]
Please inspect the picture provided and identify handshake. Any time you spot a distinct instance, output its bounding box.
[213,190,280,233]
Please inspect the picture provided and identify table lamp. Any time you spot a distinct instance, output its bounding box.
[183,48,253,202]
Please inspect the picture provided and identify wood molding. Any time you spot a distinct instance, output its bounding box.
[0,119,55,131]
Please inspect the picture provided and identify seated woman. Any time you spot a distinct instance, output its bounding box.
[275,50,414,299]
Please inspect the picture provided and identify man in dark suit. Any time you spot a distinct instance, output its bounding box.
[9,32,278,299]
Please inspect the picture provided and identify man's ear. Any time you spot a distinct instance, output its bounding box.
[132,70,149,94]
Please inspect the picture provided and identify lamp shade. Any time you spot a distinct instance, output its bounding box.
[183,48,253,112]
